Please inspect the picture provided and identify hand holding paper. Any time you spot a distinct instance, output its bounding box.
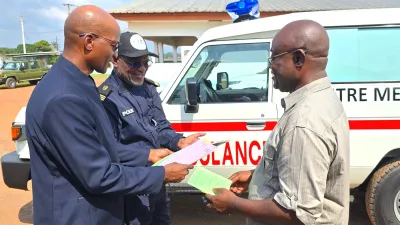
[229,170,253,195]
[186,166,240,214]
[153,140,218,166]
[187,166,232,195]
[204,187,238,214]
[148,148,174,163]
[177,133,207,149]
[164,163,194,183]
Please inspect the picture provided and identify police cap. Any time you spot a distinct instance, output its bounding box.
[118,32,159,58]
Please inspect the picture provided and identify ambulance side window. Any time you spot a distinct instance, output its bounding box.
[168,42,270,104]
[326,26,400,82]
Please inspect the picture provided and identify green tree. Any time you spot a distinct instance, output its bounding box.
[0,48,18,54]
[0,40,55,55]
[33,40,53,52]
[16,44,36,53]
[165,52,173,58]
[49,55,59,64]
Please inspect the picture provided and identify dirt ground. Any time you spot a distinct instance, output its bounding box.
[0,80,372,225]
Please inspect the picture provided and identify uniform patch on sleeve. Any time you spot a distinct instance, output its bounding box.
[98,84,112,101]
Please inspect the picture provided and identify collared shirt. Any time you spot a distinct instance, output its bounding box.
[247,77,350,225]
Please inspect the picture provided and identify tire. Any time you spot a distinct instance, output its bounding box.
[6,77,16,88]
[366,160,400,225]
[29,80,38,85]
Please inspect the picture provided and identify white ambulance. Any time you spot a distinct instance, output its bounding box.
[2,7,400,225]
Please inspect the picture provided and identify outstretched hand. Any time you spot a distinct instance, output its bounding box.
[204,188,238,214]
[177,133,206,149]
[229,170,253,195]
[148,148,174,163]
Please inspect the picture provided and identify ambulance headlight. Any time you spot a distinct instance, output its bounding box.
[226,0,260,23]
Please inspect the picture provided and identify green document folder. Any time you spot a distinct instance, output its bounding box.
[187,166,232,195]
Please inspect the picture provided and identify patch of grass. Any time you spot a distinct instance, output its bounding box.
[91,73,110,81]
[91,73,110,86]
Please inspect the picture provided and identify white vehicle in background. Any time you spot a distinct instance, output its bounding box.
[2,5,400,225]
[145,63,182,93]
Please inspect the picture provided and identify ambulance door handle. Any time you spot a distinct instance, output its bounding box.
[246,121,266,130]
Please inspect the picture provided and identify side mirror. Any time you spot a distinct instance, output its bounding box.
[19,67,24,71]
[184,77,199,113]
[216,72,229,90]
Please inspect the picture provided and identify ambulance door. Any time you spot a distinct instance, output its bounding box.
[162,39,277,180]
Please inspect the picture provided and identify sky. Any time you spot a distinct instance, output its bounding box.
[0,0,165,52]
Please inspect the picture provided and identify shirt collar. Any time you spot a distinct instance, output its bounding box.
[281,77,332,111]
[58,55,96,87]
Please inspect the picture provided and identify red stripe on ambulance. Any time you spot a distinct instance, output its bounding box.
[171,121,278,132]
[171,120,400,166]
[349,120,400,130]
[171,120,400,132]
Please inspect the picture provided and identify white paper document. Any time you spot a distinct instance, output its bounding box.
[153,140,219,166]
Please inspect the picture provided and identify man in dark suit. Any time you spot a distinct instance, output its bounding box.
[25,5,193,225]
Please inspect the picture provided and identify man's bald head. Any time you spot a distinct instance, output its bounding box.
[62,5,120,74]
[269,20,330,93]
[64,5,120,48]
[273,20,329,59]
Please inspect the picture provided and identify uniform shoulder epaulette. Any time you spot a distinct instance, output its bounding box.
[98,83,112,102]
[144,78,160,87]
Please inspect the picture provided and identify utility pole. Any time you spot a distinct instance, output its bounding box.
[62,3,77,15]
[20,16,26,54]
[55,36,59,52]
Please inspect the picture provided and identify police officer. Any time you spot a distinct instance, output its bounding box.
[25,6,193,225]
[98,31,206,225]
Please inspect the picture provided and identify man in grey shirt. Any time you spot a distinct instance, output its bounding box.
[204,20,350,225]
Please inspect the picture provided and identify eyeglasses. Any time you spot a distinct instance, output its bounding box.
[79,32,120,51]
[268,48,307,64]
[120,57,153,69]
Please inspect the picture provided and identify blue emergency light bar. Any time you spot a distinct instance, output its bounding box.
[226,0,260,23]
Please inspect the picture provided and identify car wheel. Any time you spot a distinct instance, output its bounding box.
[6,77,16,88]
[29,80,38,85]
[366,160,400,225]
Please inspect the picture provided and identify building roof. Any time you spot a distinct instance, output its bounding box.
[109,0,400,14]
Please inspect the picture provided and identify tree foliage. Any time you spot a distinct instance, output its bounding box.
[49,55,59,64]
[33,40,53,52]
[0,40,56,54]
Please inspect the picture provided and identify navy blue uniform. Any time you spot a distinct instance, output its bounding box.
[99,71,183,225]
[25,55,165,225]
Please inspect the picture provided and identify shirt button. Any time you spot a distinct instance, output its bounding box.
[294,195,298,201]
